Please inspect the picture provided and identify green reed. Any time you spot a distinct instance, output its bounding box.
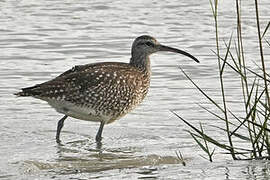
[175,0,270,161]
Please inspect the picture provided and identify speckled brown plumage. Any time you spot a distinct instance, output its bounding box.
[18,62,150,123]
[15,35,199,143]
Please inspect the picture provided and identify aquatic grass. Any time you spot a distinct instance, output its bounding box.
[175,150,186,166]
[209,0,236,159]
[262,21,270,38]
[192,123,215,162]
[175,0,270,161]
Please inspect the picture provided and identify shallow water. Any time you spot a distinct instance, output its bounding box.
[0,0,270,179]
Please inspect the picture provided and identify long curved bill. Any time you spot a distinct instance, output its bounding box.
[158,44,199,63]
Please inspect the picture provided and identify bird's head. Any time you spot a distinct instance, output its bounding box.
[131,35,199,64]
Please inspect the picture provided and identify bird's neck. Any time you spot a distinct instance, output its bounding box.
[130,53,151,74]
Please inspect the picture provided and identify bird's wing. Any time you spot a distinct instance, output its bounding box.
[57,63,97,77]
[17,62,144,106]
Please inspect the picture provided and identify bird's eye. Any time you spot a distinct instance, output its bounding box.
[145,42,154,47]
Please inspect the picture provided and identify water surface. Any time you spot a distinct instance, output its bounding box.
[0,0,270,179]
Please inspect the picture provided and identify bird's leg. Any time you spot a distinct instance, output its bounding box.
[95,121,105,142]
[56,115,68,143]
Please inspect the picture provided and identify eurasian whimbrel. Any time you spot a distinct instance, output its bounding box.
[15,35,199,143]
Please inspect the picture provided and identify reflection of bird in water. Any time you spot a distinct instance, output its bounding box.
[15,35,199,143]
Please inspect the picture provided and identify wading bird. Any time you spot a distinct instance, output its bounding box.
[15,35,199,143]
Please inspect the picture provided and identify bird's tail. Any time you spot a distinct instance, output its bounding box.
[14,85,42,97]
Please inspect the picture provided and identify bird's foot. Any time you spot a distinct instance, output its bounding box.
[95,135,102,143]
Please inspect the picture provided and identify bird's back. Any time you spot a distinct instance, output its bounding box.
[16,62,151,123]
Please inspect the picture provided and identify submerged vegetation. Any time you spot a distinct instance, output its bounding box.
[175,0,270,161]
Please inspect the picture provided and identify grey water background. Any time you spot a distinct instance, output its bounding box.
[0,0,270,179]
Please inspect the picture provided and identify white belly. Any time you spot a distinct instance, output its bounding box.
[46,99,112,123]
